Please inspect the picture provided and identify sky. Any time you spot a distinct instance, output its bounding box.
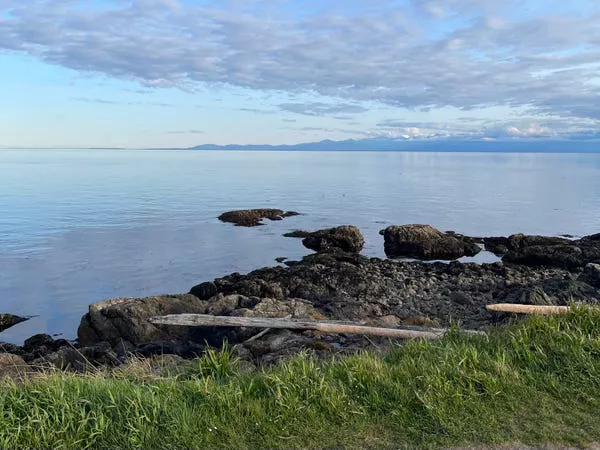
[0,0,599,148]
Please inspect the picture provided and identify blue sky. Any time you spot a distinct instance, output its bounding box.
[0,0,599,148]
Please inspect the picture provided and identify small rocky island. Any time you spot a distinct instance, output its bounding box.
[218,209,300,227]
[1,216,599,375]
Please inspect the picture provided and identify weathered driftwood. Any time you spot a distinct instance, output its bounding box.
[149,314,483,339]
[486,303,570,315]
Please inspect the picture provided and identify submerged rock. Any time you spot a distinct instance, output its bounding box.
[380,224,481,260]
[0,314,28,333]
[301,225,365,253]
[218,209,299,227]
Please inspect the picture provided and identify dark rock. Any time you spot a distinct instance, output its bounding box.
[578,263,600,288]
[0,314,28,333]
[503,244,584,269]
[275,257,288,263]
[189,281,218,300]
[33,342,119,371]
[135,340,187,358]
[483,237,512,255]
[24,334,54,352]
[481,232,600,269]
[212,251,587,329]
[77,294,209,347]
[218,209,300,227]
[0,342,23,355]
[301,226,365,253]
[498,276,599,306]
[484,234,571,256]
[380,224,481,260]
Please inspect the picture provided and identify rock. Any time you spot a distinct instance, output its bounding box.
[0,342,23,355]
[34,342,119,371]
[498,277,599,306]
[0,314,28,333]
[0,353,31,380]
[207,293,242,315]
[483,237,512,255]
[577,234,600,264]
[503,244,584,269]
[189,281,218,300]
[483,233,600,269]
[275,257,287,263]
[212,251,593,329]
[402,316,440,328]
[24,334,54,351]
[301,226,365,253]
[484,234,572,256]
[218,209,299,227]
[578,263,600,288]
[77,294,209,347]
[380,224,481,260]
[241,297,321,319]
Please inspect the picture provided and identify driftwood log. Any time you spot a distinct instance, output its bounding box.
[486,304,570,315]
[148,314,487,339]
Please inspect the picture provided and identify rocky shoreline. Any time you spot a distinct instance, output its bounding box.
[2,219,599,376]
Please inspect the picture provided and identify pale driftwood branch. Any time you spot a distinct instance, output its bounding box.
[486,304,570,315]
[244,314,292,343]
[149,314,484,339]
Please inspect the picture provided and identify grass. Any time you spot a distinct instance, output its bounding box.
[1,308,600,449]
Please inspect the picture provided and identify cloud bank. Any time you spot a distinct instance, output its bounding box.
[1,0,599,140]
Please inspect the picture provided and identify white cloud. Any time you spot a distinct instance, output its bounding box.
[0,0,599,139]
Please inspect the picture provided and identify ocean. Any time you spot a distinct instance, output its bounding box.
[1,149,599,343]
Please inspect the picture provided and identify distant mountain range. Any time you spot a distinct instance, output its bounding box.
[189,137,600,152]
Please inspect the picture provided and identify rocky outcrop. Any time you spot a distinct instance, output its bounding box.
[300,226,365,253]
[0,314,28,333]
[77,294,210,347]
[503,244,585,269]
[77,291,323,349]
[218,209,299,227]
[484,233,600,269]
[212,252,600,329]
[484,234,571,256]
[380,224,481,260]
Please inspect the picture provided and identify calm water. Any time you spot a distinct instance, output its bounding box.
[1,149,599,343]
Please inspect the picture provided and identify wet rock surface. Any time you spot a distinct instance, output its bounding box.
[380,224,481,260]
[218,209,299,227]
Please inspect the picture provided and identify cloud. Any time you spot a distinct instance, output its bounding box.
[167,130,204,135]
[1,0,599,135]
[238,107,276,114]
[71,97,173,107]
[503,124,552,138]
[278,102,368,116]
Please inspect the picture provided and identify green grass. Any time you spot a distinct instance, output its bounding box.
[1,308,600,449]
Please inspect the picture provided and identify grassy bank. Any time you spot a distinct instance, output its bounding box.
[1,309,600,449]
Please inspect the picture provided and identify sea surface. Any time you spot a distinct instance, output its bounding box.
[1,149,599,343]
